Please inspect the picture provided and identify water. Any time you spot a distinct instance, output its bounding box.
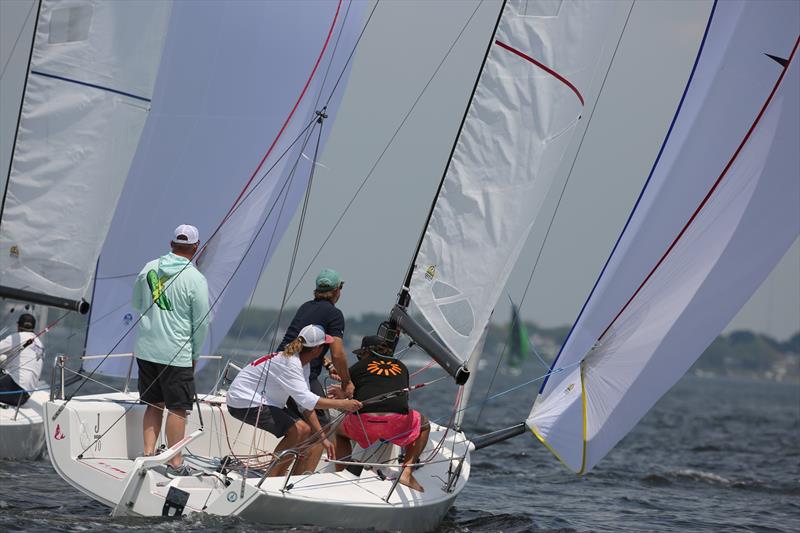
[1,373,798,532]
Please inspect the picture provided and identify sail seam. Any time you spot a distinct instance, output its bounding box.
[494,40,584,105]
[29,70,151,102]
[597,34,800,342]
[539,0,719,394]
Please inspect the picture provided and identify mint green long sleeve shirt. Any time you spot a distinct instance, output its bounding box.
[132,253,210,367]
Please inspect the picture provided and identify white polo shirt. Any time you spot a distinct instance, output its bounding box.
[226,352,319,412]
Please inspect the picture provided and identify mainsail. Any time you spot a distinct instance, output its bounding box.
[0,1,171,311]
[403,0,629,367]
[528,0,800,474]
[84,1,364,374]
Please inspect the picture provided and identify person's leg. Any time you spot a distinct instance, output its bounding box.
[165,408,187,468]
[334,424,352,472]
[142,402,165,455]
[0,373,28,407]
[272,419,311,476]
[399,414,430,492]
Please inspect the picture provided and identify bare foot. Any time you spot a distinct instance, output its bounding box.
[399,469,424,492]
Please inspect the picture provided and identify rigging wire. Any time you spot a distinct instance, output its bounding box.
[474,0,637,428]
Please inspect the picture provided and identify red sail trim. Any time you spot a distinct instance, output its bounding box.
[197,0,343,261]
[597,35,800,342]
[495,39,584,106]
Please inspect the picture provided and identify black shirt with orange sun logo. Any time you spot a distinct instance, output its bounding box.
[349,354,410,414]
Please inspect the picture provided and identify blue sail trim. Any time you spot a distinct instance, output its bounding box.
[30,70,151,103]
[537,0,720,394]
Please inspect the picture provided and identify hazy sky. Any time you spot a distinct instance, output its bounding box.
[2,0,798,340]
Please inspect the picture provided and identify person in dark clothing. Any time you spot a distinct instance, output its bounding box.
[330,335,430,492]
[278,269,354,424]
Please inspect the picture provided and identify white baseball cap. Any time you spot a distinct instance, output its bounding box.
[172,224,199,245]
[299,324,334,347]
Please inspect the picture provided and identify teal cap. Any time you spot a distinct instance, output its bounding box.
[315,269,343,291]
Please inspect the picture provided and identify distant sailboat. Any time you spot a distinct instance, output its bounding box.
[507,300,531,370]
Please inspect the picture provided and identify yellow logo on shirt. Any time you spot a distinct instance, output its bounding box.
[367,360,402,377]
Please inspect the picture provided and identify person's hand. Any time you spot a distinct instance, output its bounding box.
[322,438,336,460]
[343,381,355,399]
[338,398,362,413]
[327,384,345,399]
[328,366,342,381]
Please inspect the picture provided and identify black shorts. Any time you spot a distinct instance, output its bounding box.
[0,372,29,407]
[136,358,195,411]
[228,404,298,438]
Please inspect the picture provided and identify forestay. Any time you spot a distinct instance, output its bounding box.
[407,0,626,363]
[528,0,800,474]
[84,1,364,375]
[0,1,171,304]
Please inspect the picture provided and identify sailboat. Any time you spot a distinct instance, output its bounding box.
[14,0,800,531]
[507,300,531,371]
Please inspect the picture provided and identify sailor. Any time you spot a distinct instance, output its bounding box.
[0,313,44,407]
[132,224,209,476]
[227,325,362,476]
[330,335,430,492]
[276,269,354,426]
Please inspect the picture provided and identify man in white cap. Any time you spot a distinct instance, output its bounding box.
[0,313,44,407]
[131,224,209,476]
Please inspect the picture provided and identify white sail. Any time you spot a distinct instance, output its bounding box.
[84,0,364,374]
[527,0,800,474]
[407,1,627,362]
[0,0,171,303]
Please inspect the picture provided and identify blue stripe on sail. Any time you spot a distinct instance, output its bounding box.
[538,0,720,394]
[30,70,151,103]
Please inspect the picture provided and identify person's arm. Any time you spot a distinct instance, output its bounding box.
[329,337,354,398]
[190,275,210,361]
[302,408,335,459]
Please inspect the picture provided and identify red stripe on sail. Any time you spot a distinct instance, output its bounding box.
[598,35,800,342]
[197,0,343,261]
[495,40,584,106]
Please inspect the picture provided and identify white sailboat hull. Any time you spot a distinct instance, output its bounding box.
[0,390,47,460]
[44,393,470,532]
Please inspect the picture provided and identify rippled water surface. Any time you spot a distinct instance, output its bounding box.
[1,370,798,532]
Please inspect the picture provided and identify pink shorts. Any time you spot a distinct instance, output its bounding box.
[342,410,422,449]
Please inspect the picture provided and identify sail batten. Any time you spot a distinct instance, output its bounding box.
[528,0,800,474]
